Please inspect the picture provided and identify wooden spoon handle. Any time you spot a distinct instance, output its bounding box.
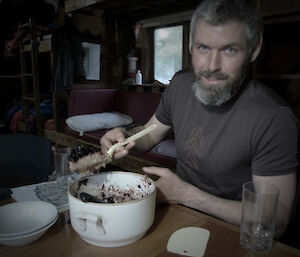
[107,124,157,158]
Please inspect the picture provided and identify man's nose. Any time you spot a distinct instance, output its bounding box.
[207,51,221,72]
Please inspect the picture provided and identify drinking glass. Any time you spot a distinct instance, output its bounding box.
[54,147,75,186]
[240,181,279,252]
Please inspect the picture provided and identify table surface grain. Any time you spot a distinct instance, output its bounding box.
[0,201,299,257]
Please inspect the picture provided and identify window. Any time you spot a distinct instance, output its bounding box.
[154,25,183,84]
[140,11,191,84]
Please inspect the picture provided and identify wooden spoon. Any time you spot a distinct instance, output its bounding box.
[106,124,157,162]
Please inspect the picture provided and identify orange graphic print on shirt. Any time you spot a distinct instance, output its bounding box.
[184,126,205,169]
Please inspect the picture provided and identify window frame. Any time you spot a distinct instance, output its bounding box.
[153,24,184,84]
[139,12,192,84]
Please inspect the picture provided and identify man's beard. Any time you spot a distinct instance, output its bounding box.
[192,62,248,106]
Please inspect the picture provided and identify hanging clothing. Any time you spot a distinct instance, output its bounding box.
[51,18,85,92]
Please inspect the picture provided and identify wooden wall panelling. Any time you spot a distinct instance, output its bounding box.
[255,1,300,120]
[260,0,300,17]
[114,18,135,85]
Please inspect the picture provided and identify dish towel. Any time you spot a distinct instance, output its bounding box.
[11,175,80,213]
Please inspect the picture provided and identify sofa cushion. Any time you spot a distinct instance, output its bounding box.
[150,139,177,158]
[138,151,177,168]
[66,112,133,134]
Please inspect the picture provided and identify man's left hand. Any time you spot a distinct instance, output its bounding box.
[143,166,187,204]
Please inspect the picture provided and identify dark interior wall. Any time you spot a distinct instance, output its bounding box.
[0,79,22,120]
[257,20,300,120]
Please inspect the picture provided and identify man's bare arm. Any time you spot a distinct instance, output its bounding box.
[253,173,296,237]
[128,115,171,153]
[143,167,296,238]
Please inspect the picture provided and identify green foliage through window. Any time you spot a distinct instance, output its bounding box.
[154,25,183,84]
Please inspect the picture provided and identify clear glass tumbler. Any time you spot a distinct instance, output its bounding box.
[240,181,279,252]
[54,147,75,186]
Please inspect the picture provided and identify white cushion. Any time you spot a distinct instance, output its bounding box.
[151,139,177,158]
[66,112,133,134]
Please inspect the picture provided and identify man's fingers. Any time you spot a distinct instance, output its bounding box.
[100,137,113,150]
[116,131,126,143]
[113,148,129,159]
[125,141,136,150]
[108,142,135,159]
[100,128,126,154]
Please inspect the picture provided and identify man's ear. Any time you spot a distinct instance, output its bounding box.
[250,33,263,63]
[189,32,193,54]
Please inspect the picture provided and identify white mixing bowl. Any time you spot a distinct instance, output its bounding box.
[68,171,156,247]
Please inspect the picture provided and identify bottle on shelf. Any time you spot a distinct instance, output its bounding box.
[136,70,142,85]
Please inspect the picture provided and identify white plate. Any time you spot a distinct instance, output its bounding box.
[0,201,58,238]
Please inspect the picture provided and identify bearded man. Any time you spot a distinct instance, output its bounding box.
[100,0,298,238]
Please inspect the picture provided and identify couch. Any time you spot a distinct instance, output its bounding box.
[63,88,177,170]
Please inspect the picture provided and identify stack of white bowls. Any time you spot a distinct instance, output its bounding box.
[0,201,58,246]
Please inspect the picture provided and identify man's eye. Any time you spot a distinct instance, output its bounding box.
[226,47,237,53]
[198,45,208,51]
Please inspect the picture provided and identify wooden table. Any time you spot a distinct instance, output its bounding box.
[1,203,299,257]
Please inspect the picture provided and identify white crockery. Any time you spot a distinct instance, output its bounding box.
[0,214,58,246]
[68,171,156,247]
[0,201,58,238]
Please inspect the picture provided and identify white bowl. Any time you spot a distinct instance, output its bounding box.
[0,201,58,238]
[0,214,58,246]
[68,171,156,247]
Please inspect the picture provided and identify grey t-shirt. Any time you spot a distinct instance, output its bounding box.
[155,69,298,200]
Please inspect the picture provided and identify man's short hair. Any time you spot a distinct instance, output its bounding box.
[190,0,262,53]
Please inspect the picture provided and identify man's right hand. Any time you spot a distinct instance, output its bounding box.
[100,127,136,159]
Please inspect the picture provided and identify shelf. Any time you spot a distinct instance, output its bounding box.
[17,121,28,133]
[263,13,300,24]
[260,0,300,18]
[23,96,35,102]
[21,38,52,53]
[122,83,166,93]
[0,75,21,79]
[257,74,300,80]
[65,0,200,21]
[65,0,104,13]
